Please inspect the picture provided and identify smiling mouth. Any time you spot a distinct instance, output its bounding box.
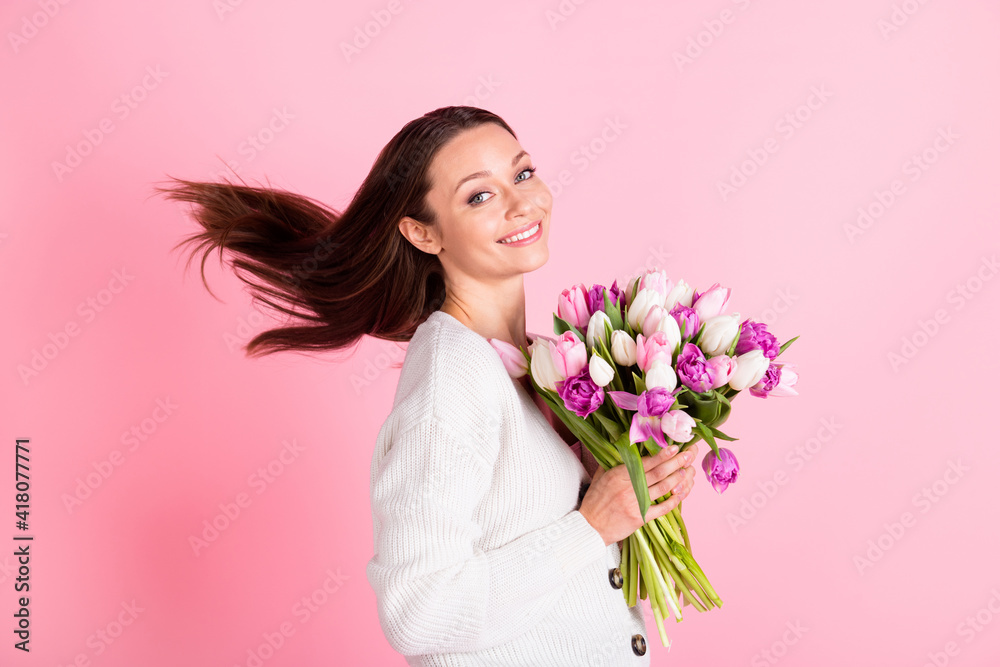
[497,221,542,244]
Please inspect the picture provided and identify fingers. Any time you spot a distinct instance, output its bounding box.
[648,446,699,499]
[641,444,678,472]
[648,445,698,481]
[648,465,693,501]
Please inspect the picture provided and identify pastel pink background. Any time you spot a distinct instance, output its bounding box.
[3,1,998,665]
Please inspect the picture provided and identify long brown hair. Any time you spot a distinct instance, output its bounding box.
[153,105,517,358]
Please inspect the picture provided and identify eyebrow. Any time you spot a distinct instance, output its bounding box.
[453,150,529,194]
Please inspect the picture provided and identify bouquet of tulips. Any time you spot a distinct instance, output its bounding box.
[488,268,799,649]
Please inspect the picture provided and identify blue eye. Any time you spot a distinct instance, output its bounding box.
[468,166,537,206]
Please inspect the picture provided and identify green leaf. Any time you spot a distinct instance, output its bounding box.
[553,314,585,342]
[595,329,616,367]
[684,390,722,424]
[707,424,738,442]
[632,372,647,395]
[693,421,721,458]
[778,335,800,355]
[712,388,731,409]
[592,408,624,442]
[726,328,740,357]
[603,290,623,330]
[712,401,732,428]
[612,432,652,522]
[691,323,704,346]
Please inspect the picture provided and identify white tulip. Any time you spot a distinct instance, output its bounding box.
[727,349,770,391]
[611,330,637,366]
[586,310,612,352]
[644,361,677,392]
[698,313,741,357]
[529,339,562,392]
[588,354,615,387]
[663,279,695,311]
[627,288,661,330]
[651,310,681,353]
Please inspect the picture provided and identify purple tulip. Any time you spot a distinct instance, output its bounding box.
[608,387,678,448]
[675,343,717,394]
[595,279,626,323]
[587,284,608,317]
[735,320,781,360]
[555,367,605,419]
[670,304,701,340]
[749,362,783,398]
[637,386,676,417]
[701,447,740,494]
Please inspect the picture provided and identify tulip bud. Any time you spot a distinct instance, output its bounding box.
[660,409,696,443]
[586,310,612,352]
[557,283,591,330]
[705,354,737,389]
[611,329,635,367]
[549,331,588,379]
[611,330,637,366]
[626,288,660,330]
[698,313,740,357]
[727,349,769,391]
[691,282,732,321]
[488,338,528,378]
[644,361,677,392]
[529,339,562,392]
[636,332,674,373]
[655,313,681,352]
[639,270,673,303]
[663,279,694,311]
[588,354,615,387]
[701,447,740,494]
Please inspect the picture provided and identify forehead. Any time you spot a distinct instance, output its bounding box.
[428,123,521,181]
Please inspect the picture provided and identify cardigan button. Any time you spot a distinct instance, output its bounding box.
[608,567,623,589]
[631,633,647,656]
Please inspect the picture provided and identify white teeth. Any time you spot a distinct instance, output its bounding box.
[499,223,540,244]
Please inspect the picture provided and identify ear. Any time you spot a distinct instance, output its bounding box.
[398,215,441,255]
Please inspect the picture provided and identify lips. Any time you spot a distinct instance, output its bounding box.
[497,219,542,244]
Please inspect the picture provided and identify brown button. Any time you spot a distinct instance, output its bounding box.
[631,633,646,656]
[608,567,623,589]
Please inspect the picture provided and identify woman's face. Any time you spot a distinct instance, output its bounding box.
[402,122,553,284]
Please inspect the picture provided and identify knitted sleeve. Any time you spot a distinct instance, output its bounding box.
[366,415,608,656]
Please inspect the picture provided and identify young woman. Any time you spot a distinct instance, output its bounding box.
[157,106,698,665]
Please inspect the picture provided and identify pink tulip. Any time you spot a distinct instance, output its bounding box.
[549,331,588,379]
[639,270,674,303]
[487,338,528,378]
[557,283,591,330]
[691,283,732,321]
[705,354,737,389]
[660,409,696,443]
[635,331,674,373]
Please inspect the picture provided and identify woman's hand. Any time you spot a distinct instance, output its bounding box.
[578,444,698,547]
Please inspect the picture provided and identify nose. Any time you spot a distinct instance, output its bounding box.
[505,185,540,220]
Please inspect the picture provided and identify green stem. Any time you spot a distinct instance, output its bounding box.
[634,534,672,648]
[657,549,709,613]
[633,529,682,621]
[665,509,686,551]
[671,505,691,551]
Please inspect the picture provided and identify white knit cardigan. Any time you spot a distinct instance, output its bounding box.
[367,310,651,666]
